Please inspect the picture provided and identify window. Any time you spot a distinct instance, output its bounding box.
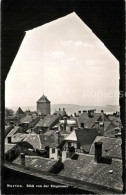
[52,148,55,153]
[68,142,71,147]
[70,126,73,132]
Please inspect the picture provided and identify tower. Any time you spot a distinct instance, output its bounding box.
[15,107,25,118]
[37,95,51,115]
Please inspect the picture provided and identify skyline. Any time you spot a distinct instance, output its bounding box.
[5,12,119,107]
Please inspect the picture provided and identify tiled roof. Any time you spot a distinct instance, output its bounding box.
[5,143,16,153]
[89,136,122,159]
[11,133,28,143]
[64,129,98,153]
[5,125,14,137]
[101,121,111,131]
[7,126,23,137]
[5,125,11,130]
[107,114,121,127]
[37,95,50,103]
[104,121,115,131]
[100,113,110,122]
[35,114,59,128]
[39,130,59,149]
[6,116,15,120]
[24,134,41,150]
[103,122,117,138]
[77,112,101,128]
[58,154,122,191]
[16,107,25,115]
[107,115,115,121]
[6,116,20,121]
[13,155,57,172]
[104,128,116,138]
[53,111,67,117]
[111,117,121,127]
[20,115,39,124]
[92,121,115,132]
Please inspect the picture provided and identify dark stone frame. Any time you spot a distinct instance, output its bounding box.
[1,0,125,193]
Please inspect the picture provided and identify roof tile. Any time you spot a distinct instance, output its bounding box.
[58,154,122,191]
[89,136,122,159]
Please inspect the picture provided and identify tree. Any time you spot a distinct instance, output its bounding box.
[5,108,14,117]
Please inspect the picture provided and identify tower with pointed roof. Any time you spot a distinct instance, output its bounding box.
[37,95,51,115]
[15,107,25,118]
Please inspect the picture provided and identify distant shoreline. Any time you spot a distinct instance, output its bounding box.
[6,104,120,115]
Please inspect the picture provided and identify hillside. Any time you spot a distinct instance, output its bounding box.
[8,104,120,115]
[51,104,119,115]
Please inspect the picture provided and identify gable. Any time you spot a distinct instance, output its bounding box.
[64,130,77,141]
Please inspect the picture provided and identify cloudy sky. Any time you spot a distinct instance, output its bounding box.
[5,12,119,107]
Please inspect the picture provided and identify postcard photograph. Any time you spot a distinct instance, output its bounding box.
[1,0,125,194]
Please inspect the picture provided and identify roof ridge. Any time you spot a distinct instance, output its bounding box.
[37,95,50,103]
[16,107,24,115]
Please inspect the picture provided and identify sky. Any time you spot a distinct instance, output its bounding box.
[5,12,119,107]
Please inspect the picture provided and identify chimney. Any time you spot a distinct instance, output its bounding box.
[88,110,94,118]
[56,130,62,144]
[45,146,49,157]
[63,108,65,111]
[59,108,61,111]
[39,130,43,134]
[95,121,99,131]
[80,122,84,128]
[99,122,104,136]
[20,153,25,166]
[101,110,104,121]
[94,142,103,162]
[8,136,11,143]
[62,151,69,162]
[68,146,75,158]
[63,117,67,131]
[116,111,120,117]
